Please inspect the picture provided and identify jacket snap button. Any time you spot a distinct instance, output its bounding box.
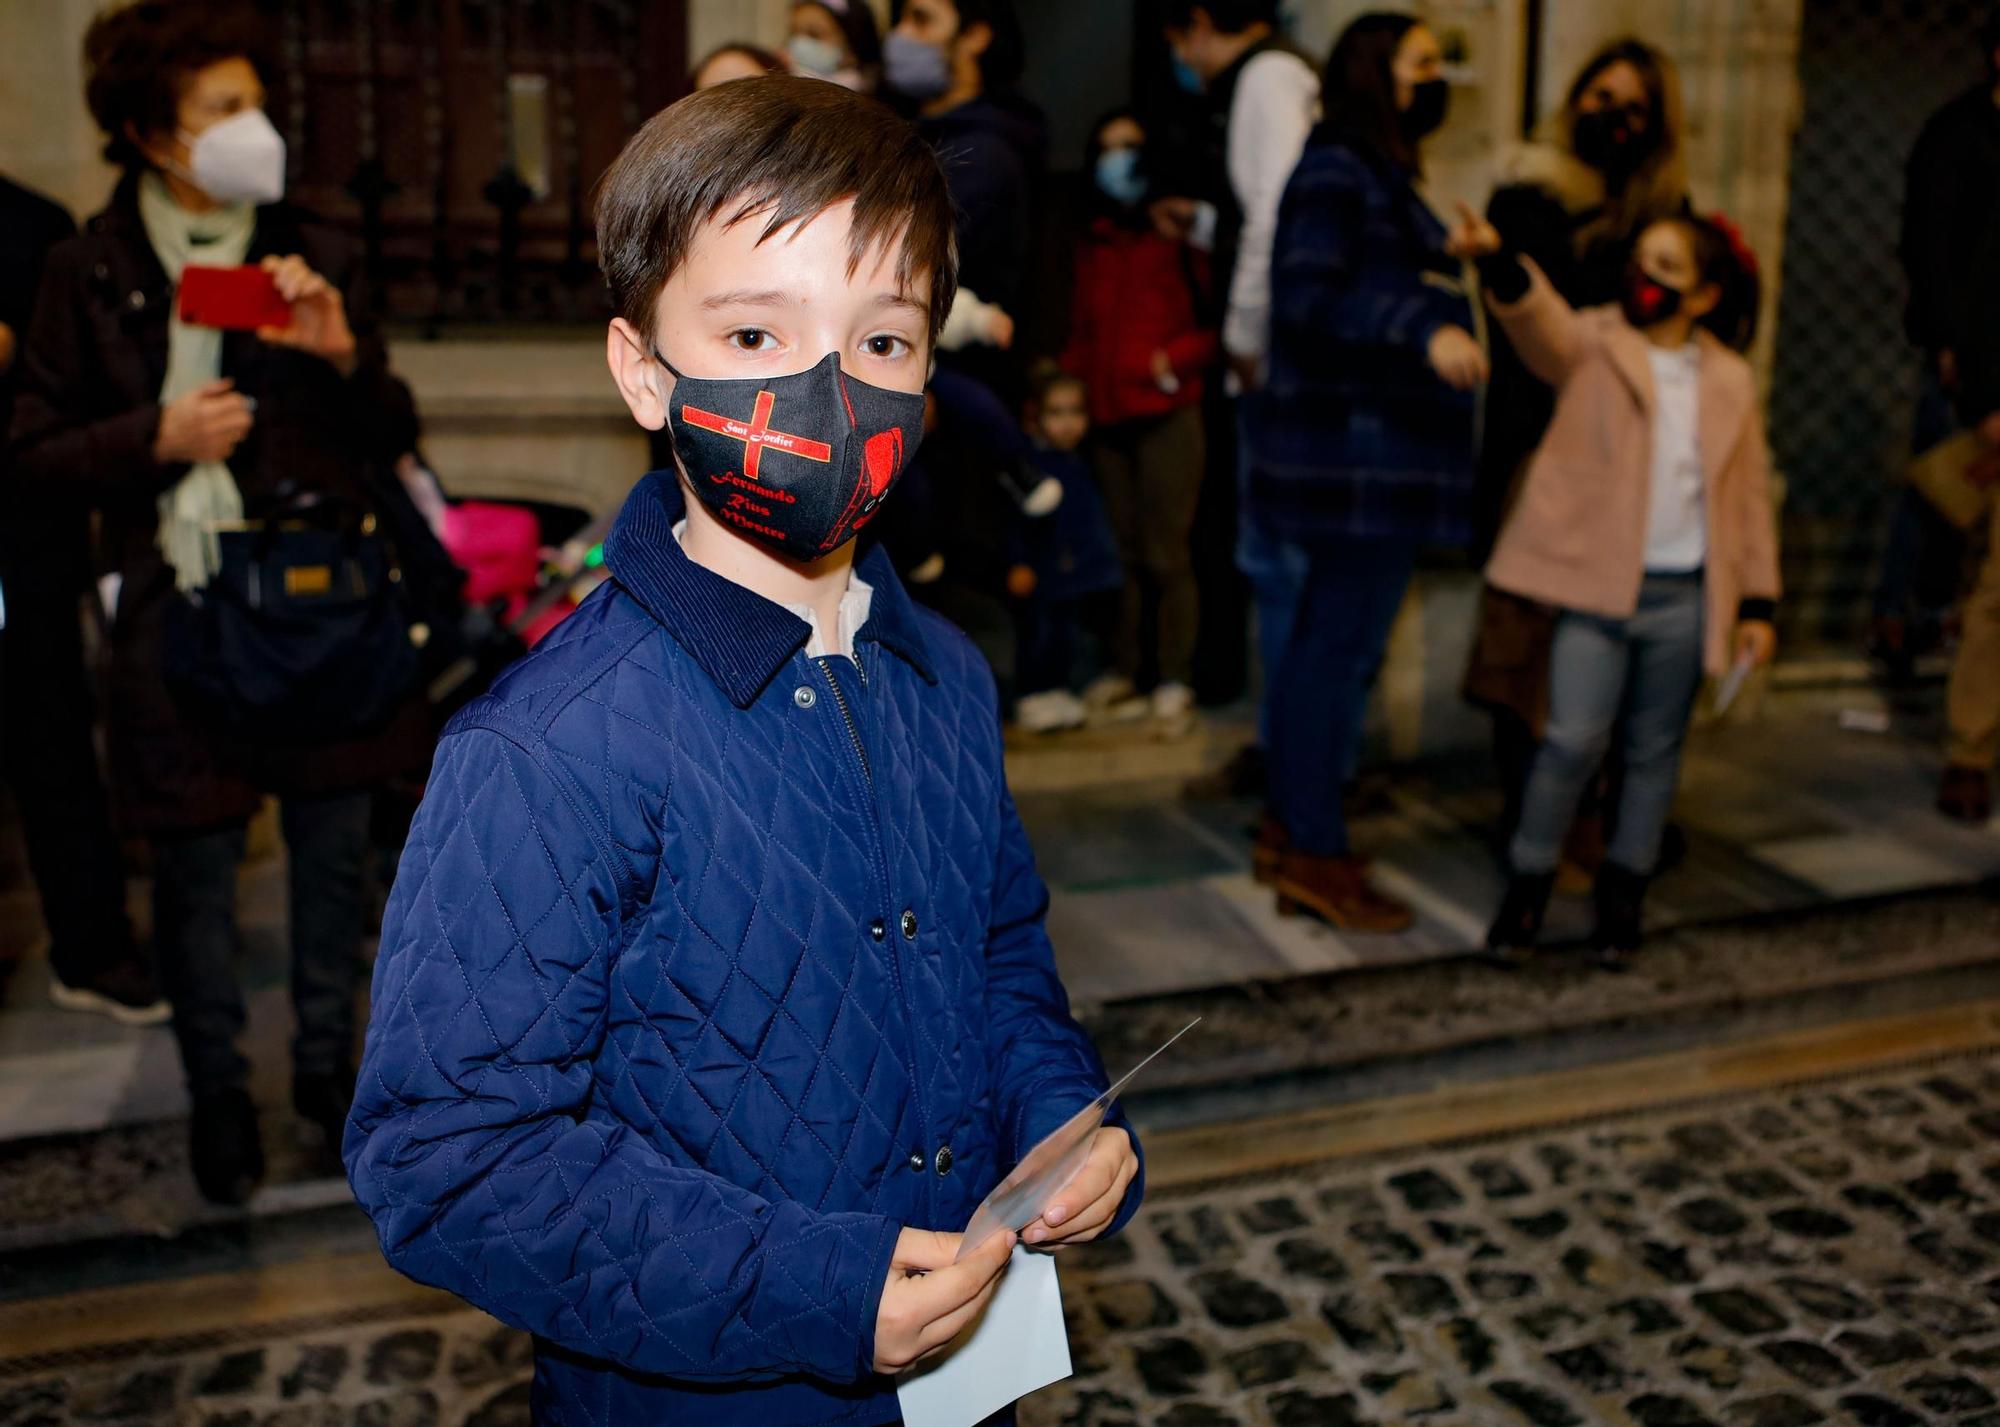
[934,1144,954,1176]
[908,1150,925,1172]
[900,909,918,940]
[793,685,816,709]
[870,919,886,941]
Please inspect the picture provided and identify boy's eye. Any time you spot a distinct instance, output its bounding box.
[864,334,912,359]
[728,329,772,351]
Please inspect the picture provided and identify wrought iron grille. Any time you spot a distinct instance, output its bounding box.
[255,0,687,330]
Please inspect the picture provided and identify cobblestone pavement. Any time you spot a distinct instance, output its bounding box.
[7,1050,2000,1426]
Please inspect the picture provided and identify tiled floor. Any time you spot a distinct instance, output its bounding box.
[0,687,1994,1151]
[1040,687,2000,1006]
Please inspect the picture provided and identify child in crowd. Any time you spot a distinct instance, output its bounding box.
[1063,109,1217,723]
[1009,365,1124,732]
[345,77,1142,1427]
[1458,206,1778,968]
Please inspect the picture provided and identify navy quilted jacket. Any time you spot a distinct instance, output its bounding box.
[345,473,1144,1425]
[1245,130,1476,549]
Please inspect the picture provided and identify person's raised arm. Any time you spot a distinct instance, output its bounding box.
[345,721,903,1384]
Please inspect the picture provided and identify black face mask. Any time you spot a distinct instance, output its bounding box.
[1572,108,1656,178]
[1620,268,1684,328]
[1401,79,1450,141]
[655,349,927,564]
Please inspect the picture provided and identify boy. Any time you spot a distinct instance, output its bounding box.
[344,76,1142,1426]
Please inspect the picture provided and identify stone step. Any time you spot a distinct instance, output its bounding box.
[1087,881,2000,1135]
[5,883,1994,1292]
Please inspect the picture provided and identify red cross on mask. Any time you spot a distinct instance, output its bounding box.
[679,390,833,479]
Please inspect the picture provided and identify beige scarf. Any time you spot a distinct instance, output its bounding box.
[137,171,256,591]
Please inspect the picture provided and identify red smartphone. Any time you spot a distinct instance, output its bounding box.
[178,264,293,331]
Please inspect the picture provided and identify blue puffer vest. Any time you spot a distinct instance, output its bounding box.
[345,473,1142,1426]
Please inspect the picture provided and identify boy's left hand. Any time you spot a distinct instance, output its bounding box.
[1021,1127,1138,1248]
[1736,619,1777,669]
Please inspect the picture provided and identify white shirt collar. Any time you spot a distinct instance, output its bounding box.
[670,519,873,661]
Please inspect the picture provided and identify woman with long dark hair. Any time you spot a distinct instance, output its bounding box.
[1247,13,1481,931]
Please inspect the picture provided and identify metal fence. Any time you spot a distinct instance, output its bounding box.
[1764,0,1988,639]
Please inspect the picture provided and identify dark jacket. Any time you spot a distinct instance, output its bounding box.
[1901,84,2000,421]
[1009,445,1123,604]
[1246,133,1476,548]
[918,93,1047,315]
[1063,216,1215,427]
[345,472,1144,1427]
[0,178,80,583]
[8,174,422,832]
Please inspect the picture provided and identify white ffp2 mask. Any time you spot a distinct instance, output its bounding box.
[180,108,287,206]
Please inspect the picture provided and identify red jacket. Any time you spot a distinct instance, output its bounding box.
[1063,218,1216,426]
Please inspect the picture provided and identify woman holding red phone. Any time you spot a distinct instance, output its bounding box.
[9,1,429,1206]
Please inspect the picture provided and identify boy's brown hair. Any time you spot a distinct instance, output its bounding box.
[595,75,958,344]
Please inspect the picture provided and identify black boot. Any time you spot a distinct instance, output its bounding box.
[1592,862,1650,971]
[190,1087,266,1207]
[1482,872,1556,968]
[294,1066,358,1152]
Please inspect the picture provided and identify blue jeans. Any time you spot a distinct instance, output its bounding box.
[1235,410,1308,746]
[1268,535,1421,855]
[1510,574,1707,877]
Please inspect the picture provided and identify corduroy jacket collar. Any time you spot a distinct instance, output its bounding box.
[602,471,936,708]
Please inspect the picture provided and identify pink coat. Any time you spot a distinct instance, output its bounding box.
[1483,260,1782,676]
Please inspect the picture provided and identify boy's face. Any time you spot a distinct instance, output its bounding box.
[607,196,933,434]
[1036,385,1088,452]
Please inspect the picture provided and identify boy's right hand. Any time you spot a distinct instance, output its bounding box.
[872,1227,1017,1375]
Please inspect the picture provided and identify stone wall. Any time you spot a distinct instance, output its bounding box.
[0,0,117,221]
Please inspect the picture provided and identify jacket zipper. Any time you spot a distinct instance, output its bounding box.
[817,655,870,786]
[815,652,932,1196]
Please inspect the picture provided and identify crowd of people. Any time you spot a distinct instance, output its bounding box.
[0,0,1993,1214]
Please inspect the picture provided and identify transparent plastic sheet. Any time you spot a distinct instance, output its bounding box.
[954,1017,1200,1263]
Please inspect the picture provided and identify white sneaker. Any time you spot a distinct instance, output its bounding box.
[1151,682,1195,720]
[1081,673,1137,711]
[1015,689,1088,733]
[50,972,171,1027]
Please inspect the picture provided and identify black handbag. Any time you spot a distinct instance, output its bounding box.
[164,494,424,745]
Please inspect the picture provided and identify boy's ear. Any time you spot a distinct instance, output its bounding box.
[606,317,667,431]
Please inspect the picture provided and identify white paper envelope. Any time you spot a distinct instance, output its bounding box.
[955,1017,1199,1262]
[895,1246,1068,1427]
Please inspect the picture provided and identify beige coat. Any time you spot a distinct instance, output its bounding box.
[1483,260,1782,676]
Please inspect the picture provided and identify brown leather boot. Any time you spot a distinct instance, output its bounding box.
[1938,765,1992,824]
[1274,850,1412,933]
[1252,809,1287,886]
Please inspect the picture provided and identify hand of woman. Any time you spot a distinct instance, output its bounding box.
[153,377,255,464]
[1427,324,1488,391]
[257,254,357,376]
[1735,619,1777,669]
[1445,201,1502,260]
